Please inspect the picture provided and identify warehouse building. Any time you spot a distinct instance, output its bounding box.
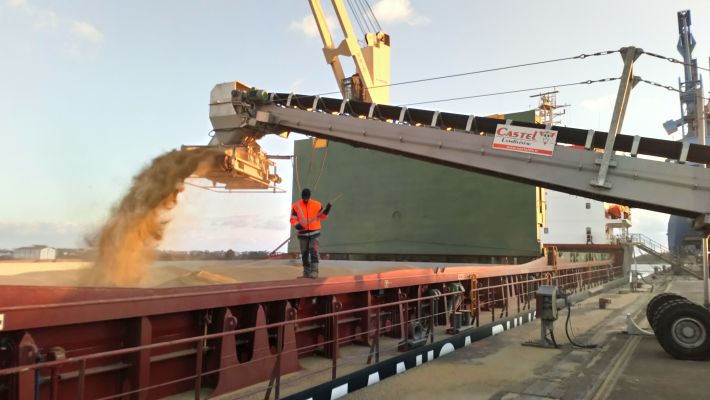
[13,245,57,260]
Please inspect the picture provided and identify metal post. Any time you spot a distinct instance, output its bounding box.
[592,46,642,188]
[50,367,59,400]
[77,359,86,400]
[703,237,709,307]
[264,324,285,400]
[275,325,283,399]
[194,339,204,400]
[331,309,338,380]
[429,298,435,342]
[697,77,709,307]
[375,308,380,363]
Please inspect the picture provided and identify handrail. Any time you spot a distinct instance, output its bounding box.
[631,233,679,262]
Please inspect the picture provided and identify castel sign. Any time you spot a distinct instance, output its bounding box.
[492,124,558,156]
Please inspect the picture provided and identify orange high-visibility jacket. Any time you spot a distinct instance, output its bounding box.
[290,199,328,233]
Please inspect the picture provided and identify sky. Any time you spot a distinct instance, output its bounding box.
[1,0,709,251]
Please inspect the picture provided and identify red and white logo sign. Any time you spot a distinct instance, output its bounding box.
[492,124,558,156]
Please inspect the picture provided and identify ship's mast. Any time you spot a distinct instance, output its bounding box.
[664,10,705,142]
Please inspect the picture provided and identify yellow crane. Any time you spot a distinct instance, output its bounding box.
[189,0,392,190]
[309,0,391,104]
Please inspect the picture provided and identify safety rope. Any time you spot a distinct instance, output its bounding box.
[312,143,329,192]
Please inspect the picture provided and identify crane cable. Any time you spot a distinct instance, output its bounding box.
[354,0,376,35]
[361,0,382,32]
[345,0,368,38]
[345,0,381,38]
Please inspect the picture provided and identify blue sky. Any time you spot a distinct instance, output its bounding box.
[1,0,709,251]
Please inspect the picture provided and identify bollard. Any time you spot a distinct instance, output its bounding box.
[453,312,462,330]
[599,298,611,309]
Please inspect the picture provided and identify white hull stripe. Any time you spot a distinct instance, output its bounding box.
[283,311,536,400]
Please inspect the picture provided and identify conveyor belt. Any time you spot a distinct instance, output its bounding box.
[267,92,710,165]
[211,87,710,222]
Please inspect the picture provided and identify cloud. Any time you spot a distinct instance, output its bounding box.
[289,0,427,38]
[32,10,58,30]
[372,0,429,26]
[6,0,104,54]
[71,20,103,44]
[8,0,30,10]
[629,209,669,246]
[290,14,339,38]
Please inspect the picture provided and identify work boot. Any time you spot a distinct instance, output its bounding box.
[309,263,319,278]
[301,264,311,278]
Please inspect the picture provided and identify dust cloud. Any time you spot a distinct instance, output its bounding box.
[87,148,222,286]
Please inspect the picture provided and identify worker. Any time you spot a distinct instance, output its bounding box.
[290,188,332,278]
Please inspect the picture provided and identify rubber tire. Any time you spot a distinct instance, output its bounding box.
[646,293,687,331]
[653,299,710,360]
[651,297,693,337]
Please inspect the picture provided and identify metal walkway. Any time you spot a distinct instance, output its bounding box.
[630,233,702,279]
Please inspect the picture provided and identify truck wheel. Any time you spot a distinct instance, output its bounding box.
[654,299,710,360]
[646,293,686,330]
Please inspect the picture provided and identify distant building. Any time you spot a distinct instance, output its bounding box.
[13,245,57,260]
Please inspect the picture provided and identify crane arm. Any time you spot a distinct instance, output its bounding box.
[308,0,390,103]
[309,0,348,96]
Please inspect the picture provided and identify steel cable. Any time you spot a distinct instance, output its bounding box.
[362,0,382,32]
[399,77,620,106]
[345,0,367,38]
[275,49,620,101]
[642,50,710,72]
[637,78,710,102]
[353,50,619,94]
[354,0,377,35]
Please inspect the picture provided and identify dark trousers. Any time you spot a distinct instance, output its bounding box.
[298,236,320,277]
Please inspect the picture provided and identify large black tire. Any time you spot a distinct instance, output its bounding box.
[646,293,687,331]
[653,299,710,360]
[651,297,694,338]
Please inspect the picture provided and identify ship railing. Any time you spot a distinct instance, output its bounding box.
[0,261,623,400]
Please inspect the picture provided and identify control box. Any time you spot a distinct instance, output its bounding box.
[536,285,558,321]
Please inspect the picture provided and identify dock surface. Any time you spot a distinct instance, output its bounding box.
[344,274,710,400]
